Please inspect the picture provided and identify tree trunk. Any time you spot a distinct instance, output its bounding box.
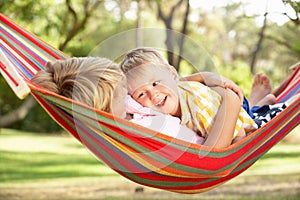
[157,0,184,71]
[0,96,36,127]
[175,0,190,68]
[250,13,268,74]
[136,0,142,47]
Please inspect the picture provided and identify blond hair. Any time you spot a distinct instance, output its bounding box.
[31,57,124,113]
[120,47,172,73]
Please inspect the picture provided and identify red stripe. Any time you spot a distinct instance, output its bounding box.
[109,124,257,172]
[96,122,257,177]
[132,114,299,192]
[0,61,19,86]
[276,66,300,102]
[246,105,299,163]
[1,31,41,74]
[33,90,146,174]
[0,14,67,60]
[1,25,46,68]
[110,103,300,189]
[31,92,82,141]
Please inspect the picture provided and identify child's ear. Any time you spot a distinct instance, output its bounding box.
[169,65,179,80]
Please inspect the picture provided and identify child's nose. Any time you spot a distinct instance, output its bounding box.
[150,90,160,101]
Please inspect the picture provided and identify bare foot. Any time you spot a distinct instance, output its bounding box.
[249,73,276,107]
[255,94,276,107]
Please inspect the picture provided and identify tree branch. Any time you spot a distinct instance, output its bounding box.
[156,0,185,67]
[250,12,268,74]
[59,0,103,50]
[264,34,293,49]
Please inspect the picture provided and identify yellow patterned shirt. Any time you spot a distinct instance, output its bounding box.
[178,81,258,139]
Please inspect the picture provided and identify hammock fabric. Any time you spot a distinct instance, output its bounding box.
[1,14,299,194]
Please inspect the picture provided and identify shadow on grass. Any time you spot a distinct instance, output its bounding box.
[0,150,116,183]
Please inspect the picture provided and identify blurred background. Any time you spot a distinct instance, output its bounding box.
[0,1,300,199]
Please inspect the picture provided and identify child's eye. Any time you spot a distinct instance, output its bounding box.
[152,81,160,86]
[138,92,144,98]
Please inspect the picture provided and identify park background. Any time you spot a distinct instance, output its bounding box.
[0,0,300,199]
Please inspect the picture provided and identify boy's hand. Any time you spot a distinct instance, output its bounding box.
[181,72,244,103]
[222,78,244,103]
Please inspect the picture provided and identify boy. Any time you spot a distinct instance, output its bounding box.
[120,47,286,147]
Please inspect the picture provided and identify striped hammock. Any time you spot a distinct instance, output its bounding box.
[1,14,299,194]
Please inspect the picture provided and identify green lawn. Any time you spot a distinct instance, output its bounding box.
[0,128,299,200]
[0,129,116,184]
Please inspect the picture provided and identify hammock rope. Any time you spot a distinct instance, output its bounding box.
[1,14,299,194]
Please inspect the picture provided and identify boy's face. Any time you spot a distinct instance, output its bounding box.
[127,65,180,116]
[111,77,128,118]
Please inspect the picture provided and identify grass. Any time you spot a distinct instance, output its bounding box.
[0,128,299,200]
[0,129,116,184]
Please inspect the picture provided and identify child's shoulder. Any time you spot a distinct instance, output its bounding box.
[178,81,208,90]
[177,81,215,97]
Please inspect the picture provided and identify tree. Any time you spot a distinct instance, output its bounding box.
[155,0,190,71]
[282,0,300,25]
[250,13,268,74]
[0,0,103,128]
[250,0,300,74]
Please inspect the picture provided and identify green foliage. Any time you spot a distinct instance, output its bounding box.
[18,104,63,133]
[0,77,23,115]
[215,59,254,97]
[0,77,62,133]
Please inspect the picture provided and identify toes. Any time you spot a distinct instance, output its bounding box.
[253,73,261,86]
[261,74,270,85]
[253,73,271,87]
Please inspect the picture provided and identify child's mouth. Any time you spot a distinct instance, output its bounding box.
[155,96,167,107]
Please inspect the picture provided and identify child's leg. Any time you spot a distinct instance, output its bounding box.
[232,129,246,144]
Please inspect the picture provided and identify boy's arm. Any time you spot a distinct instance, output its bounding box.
[203,87,242,148]
[181,72,244,102]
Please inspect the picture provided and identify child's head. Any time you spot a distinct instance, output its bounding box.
[120,47,180,117]
[31,57,127,118]
[120,47,178,77]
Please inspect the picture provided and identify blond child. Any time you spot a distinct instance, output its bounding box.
[31,57,128,118]
[120,47,287,147]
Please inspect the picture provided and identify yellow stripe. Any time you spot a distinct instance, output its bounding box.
[0,40,38,74]
[88,125,194,178]
[170,182,225,194]
[1,24,52,62]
